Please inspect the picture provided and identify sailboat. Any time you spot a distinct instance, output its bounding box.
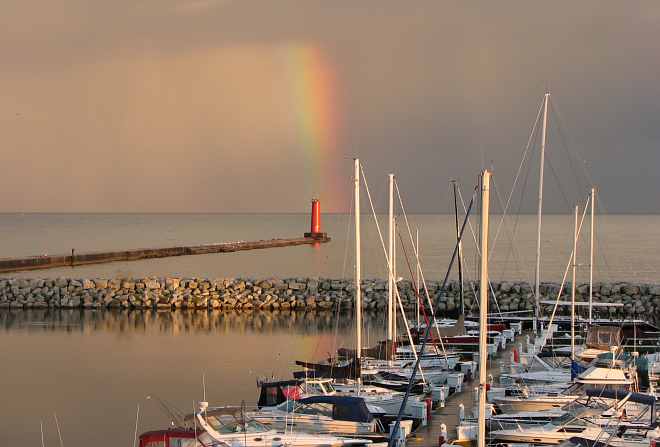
[291,160,430,423]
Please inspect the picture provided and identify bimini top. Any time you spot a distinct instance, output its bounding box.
[257,379,304,408]
[585,326,622,350]
[576,366,634,385]
[585,388,656,406]
[292,396,374,423]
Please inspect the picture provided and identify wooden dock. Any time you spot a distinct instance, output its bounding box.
[0,235,330,273]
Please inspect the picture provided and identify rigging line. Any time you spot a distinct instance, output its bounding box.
[545,147,573,210]
[491,177,524,277]
[358,163,405,352]
[387,179,478,447]
[490,98,545,260]
[542,194,590,346]
[456,183,505,321]
[332,180,354,357]
[357,163,393,291]
[549,102,616,283]
[452,187,482,315]
[393,179,459,355]
[508,131,537,284]
[549,100,588,197]
[396,228,432,328]
[549,98,595,189]
[390,235,428,384]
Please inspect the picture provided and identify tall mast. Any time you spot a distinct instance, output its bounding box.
[534,92,550,331]
[589,187,595,324]
[416,228,421,327]
[388,173,394,342]
[354,158,362,389]
[477,170,491,447]
[571,204,578,361]
[452,180,465,314]
[393,215,397,340]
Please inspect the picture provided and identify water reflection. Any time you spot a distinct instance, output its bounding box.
[0,309,386,335]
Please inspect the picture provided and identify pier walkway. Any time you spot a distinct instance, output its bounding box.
[410,336,519,447]
[0,235,330,273]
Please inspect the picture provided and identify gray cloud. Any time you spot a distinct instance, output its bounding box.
[1,1,659,212]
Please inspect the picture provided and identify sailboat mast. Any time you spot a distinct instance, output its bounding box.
[388,173,394,342]
[589,187,595,324]
[416,228,420,327]
[452,180,465,314]
[571,205,578,360]
[354,158,362,387]
[478,170,491,447]
[534,92,550,331]
[393,215,397,340]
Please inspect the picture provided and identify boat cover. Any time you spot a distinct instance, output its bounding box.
[296,396,374,422]
[338,340,395,360]
[293,358,361,380]
[257,379,303,408]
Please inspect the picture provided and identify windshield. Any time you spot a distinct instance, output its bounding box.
[206,414,270,434]
[550,407,601,427]
[275,401,335,418]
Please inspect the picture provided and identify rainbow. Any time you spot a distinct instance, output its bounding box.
[285,45,343,210]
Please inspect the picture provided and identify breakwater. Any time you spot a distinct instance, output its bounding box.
[0,277,658,318]
[0,236,330,273]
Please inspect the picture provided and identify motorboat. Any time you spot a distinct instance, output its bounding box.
[249,395,390,439]
[490,391,657,445]
[257,377,428,422]
[493,360,637,413]
[189,405,385,447]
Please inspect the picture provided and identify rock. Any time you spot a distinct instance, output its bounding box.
[289,282,306,291]
[82,279,95,290]
[166,278,181,289]
[500,282,513,293]
[144,279,160,290]
[622,284,640,296]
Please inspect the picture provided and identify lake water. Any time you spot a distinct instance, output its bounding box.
[1,213,659,446]
[1,213,659,282]
[1,309,380,447]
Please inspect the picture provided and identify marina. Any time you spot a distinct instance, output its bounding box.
[2,2,660,446]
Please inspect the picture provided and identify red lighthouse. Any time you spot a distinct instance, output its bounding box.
[304,199,327,240]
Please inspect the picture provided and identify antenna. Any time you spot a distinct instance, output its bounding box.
[54,413,64,447]
[202,372,207,402]
[192,401,198,445]
[40,420,46,447]
[145,395,185,427]
[132,404,140,447]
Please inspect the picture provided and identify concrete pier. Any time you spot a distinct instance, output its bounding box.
[0,236,330,273]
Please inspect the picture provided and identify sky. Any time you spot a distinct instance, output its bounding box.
[1,1,659,213]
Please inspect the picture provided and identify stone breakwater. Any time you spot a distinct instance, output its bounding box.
[0,278,658,317]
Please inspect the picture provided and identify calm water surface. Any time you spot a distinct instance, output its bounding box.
[1,213,659,446]
[0,213,659,282]
[1,309,384,447]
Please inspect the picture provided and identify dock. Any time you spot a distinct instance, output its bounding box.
[0,236,330,274]
[0,198,331,274]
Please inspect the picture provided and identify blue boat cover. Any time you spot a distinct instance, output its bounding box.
[571,360,589,380]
